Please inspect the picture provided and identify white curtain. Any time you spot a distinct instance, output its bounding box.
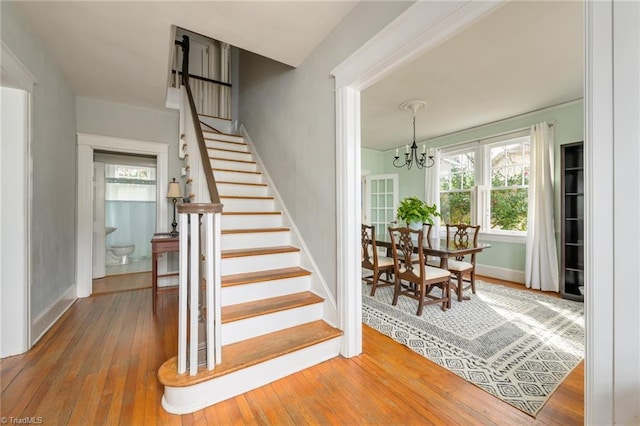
[525,122,559,291]
[424,148,441,236]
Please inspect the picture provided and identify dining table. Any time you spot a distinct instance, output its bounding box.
[375,235,491,306]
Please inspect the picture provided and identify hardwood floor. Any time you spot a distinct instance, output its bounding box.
[0,277,583,425]
[92,271,152,294]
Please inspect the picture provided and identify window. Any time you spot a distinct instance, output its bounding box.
[438,134,530,236]
[439,151,474,224]
[488,138,529,231]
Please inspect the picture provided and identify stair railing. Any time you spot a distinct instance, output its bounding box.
[175,35,223,375]
[172,39,231,119]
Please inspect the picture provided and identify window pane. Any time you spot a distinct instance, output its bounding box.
[440,175,450,191]
[491,167,506,187]
[462,172,475,189]
[490,188,528,231]
[440,192,471,224]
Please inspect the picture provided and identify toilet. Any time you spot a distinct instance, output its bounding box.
[107,244,135,265]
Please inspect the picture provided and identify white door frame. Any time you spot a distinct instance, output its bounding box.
[1,42,36,356]
[92,162,106,278]
[333,1,627,423]
[332,0,503,359]
[77,133,169,297]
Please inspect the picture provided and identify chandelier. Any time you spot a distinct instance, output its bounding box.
[393,100,435,170]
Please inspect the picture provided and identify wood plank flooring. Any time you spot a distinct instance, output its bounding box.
[0,277,583,425]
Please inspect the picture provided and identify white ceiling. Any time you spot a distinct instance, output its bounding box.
[361,1,584,151]
[14,1,582,150]
[14,1,358,109]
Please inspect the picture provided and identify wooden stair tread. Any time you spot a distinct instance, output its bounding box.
[217,180,268,187]
[210,156,256,165]
[222,267,311,287]
[222,227,289,235]
[222,245,299,259]
[220,195,274,200]
[204,137,247,146]
[222,291,323,323]
[213,168,262,175]
[206,146,250,155]
[158,320,342,387]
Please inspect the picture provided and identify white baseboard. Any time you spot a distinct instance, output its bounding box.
[476,264,525,284]
[31,284,77,345]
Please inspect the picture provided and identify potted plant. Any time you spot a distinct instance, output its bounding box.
[396,196,440,227]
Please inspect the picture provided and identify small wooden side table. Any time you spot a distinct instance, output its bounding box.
[151,233,179,314]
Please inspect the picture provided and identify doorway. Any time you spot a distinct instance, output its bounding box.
[0,86,31,357]
[77,133,169,297]
[92,152,157,279]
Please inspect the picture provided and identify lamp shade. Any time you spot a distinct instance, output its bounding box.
[166,178,182,199]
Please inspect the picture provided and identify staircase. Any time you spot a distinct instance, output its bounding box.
[159,123,343,414]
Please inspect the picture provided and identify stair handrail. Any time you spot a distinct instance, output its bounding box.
[177,35,223,209]
[175,34,223,376]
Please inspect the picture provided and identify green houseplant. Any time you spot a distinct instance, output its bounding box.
[396,196,440,226]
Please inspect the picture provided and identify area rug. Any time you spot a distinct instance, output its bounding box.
[362,280,584,417]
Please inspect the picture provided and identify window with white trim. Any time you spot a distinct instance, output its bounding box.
[439,133,531,235]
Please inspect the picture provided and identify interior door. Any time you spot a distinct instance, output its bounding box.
[188,39,209,79]
[364,174,399,242]
[92,162,106,279]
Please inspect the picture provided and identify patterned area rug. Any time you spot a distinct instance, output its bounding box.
[362,280,584,417]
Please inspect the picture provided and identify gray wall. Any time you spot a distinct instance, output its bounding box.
[239,2,413,297]
[76,97,181,181]
[1,2,77,318]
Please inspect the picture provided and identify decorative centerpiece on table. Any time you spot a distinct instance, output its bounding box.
[395,196,440,229]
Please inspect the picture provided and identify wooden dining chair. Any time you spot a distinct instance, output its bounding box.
[362,224,395,296]
[388,226,451,315]
[445,223,481,300]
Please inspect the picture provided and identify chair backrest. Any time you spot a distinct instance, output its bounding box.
[445,224,481,261]
[422,223,433,248]
[361,224,379,270]
[388,226,425,283]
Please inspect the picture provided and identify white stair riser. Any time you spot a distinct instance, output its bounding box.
[221,230,290,250]
[205,139,248,152]
[218,183,268,197]
[221,276,311,306]
[221,198,274,212]
[202,132,244,144]
[161,338,342,414]
[207,148,252,162]
[211,158,257,173]
[222,251,300,275]
[222,214,282,229]
[222,303,323,345]
[213,170,263,184]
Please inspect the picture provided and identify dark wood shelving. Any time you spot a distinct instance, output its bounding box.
[560,142,584,302]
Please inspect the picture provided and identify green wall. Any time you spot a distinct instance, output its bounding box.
[362,100,584,277]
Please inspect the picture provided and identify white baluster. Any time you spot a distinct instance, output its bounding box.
[204,212,214,369]
[178,211,188,374]
[188,212,200,375]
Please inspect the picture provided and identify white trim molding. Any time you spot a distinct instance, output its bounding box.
[31,284,76,346]
[585,2,615,424]
[1,41,37,91]
[76,133,169,298]
[476,264,525,285]
[332,0,504,359]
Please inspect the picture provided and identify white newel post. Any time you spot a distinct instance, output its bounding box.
[177,204,223,376]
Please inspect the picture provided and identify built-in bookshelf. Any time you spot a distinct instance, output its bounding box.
[560,142,584,301]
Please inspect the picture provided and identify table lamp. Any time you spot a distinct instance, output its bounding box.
[166,177,182,235]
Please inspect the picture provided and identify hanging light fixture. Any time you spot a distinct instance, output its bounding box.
[393,99,435,170]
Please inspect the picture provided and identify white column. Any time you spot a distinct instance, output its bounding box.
[335,86,362,357]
